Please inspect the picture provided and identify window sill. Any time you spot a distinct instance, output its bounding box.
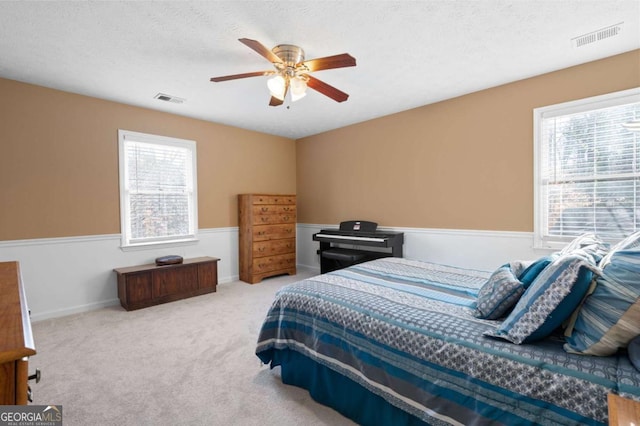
[532,241,566,251]
[120,238,199,252]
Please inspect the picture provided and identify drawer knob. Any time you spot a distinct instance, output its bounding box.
[29,368,41,383]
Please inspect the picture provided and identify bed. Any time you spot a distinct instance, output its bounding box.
[255,234,640,426]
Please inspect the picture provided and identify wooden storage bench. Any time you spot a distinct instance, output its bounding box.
[114,256,219,311]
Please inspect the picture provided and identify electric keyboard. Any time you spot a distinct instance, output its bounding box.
[312,221,404,273]
[313,230,400,246]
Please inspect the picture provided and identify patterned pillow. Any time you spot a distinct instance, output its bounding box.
[507,260,530,278]
[473,265,525,320]
[484,254,596,344]
[564,243,640,356]
[559,233,609,264]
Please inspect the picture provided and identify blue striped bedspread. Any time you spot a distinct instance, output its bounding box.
[255,257,640,425]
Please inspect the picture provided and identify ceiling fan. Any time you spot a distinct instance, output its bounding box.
[210,38,356,107]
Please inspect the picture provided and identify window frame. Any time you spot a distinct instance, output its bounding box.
[118,129,198,250]
[533,87,640,249]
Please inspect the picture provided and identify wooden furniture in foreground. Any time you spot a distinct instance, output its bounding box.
[0,261,36,405]
[609,393,640,425]
[114,256,220,311]
[238,194,296,284]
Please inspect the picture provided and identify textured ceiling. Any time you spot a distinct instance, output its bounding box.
[0,1,638,139]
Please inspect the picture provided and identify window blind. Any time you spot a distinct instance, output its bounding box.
[119,130,197,247]
[538,93,640,243]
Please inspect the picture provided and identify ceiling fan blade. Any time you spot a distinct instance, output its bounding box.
[239,38,283,64]
[301,53,356,72]
[306,75,349,103]
[210,71,274,82]
[269,96,284,107]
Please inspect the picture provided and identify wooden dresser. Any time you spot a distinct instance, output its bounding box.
[0,261,36,405]
[238,194,296,284]
[608,393,640,425]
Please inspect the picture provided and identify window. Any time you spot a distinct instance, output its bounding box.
[118,130,198,248]
[534,88,640,248]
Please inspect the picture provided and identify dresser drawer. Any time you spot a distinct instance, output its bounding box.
[253,204,296,215]
[253,212,296,225]
[252,195,296,205]
[252,253,296,273]
[253,223,295,241]
[253,239,295,258]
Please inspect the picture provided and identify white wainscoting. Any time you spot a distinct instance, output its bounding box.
[0,228,239,322]
[0,224,552,322]
[298,223,552,273]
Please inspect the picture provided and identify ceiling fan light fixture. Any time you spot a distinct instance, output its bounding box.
[290,77,307,102]
[267,75,286,100]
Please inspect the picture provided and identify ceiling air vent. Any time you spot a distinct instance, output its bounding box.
[154,93,185,104]
[572,22,623,48]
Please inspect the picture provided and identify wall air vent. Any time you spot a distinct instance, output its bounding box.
[572,22,623,48]
[154,93,185,104]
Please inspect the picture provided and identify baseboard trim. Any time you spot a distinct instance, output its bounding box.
[32,271,240,322]
[31,298,121,322]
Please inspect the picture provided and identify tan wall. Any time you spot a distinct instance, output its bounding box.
[296,49,640,232]
[2,50,638,240]
[0,78,296,241]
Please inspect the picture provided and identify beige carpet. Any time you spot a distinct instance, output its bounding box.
[30,269,356,426]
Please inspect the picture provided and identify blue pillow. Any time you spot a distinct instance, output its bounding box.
[518,256,554,288]
[484,254,596,344]
[564,243,640,356]
[473,265,525,320]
